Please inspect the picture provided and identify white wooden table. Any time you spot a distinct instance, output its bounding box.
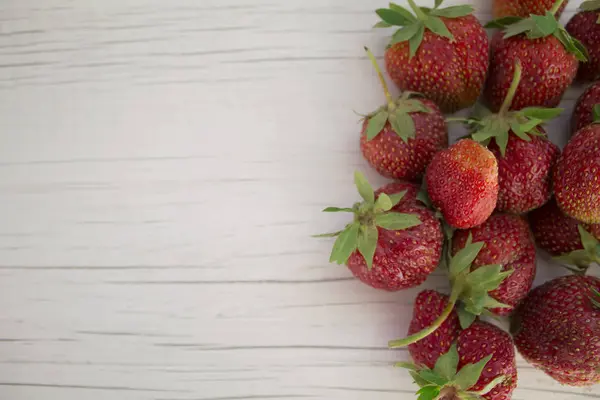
[0,1,599,399]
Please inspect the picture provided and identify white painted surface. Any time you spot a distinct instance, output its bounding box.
[0,0,598,399]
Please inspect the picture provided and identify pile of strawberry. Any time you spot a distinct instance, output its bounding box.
[318,0,600,397]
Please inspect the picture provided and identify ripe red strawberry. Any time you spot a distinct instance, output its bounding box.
[360,48,447,182]
[485,3,586,111]
[452,214,537,316]
[554,118,600,224]
[318,172,442,291]
[463,60,561,214]
[425,139,499,229]
[493,0,568,18]
[390,240,514,348]
[566,1,600,82]
[529,197,600,272]
[374,1,489,113]
[512,275,600,386]
[398,321,517,400]
[406,290,461,369]
[571,81,600,133]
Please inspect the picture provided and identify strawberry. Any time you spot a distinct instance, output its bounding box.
[571,81,600,133]
[425,139,499,229]
[566,1,600,82]
[360,48,447,182]
[406,290,461,369]
[398,321,517,400]
[461,60,561,214]
[493,0,569,19]
[485,1,587,111]
[389,239,514,348]
[452,214,537,317]
[512,275,600,386]
[318,172,442,291]
[554,114,600,224]
[374,0,489,113]
[529,197,600,273]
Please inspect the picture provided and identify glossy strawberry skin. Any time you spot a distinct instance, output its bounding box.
[452,214,536,316]
[346,182,443,291]
[554,125,600,224]
[360,99,447,182]
[407,290,461,369]
[529,197,600,256]
[512,275,600,386]
[426,139,499,229]
[571,82,600,134]
[566,10,600,82]
[489,129,560,214]
[485,32,578,111]
[492,0,568,19]
[457,322,517,400]
[385,15,489,113]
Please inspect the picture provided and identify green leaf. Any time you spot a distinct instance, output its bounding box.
[354,171,375,204]
[474,375,507,396]
[470,103,493,120]
[390,22,424,45]
[579,225,600,253]
[503,18,536,39]
[419,369,449,386]
[366,111,389,140]
[313,231,343,238]
[430,5,474,18]
[375,193,393,212]
[457,304,477,329]
[329,223,360,264]
[494,130,509,157]
[554,250,594,269]
[410,370,430,386]
[323,207,354,212]
[454,354,493,391]
[374,21,393,28]
[375,212,421,230]
[434,344,459,380]
[521,107,563,120]
[484,296,512,309]
[465,264,504,287]
[572,37,591,61]
[530,13,558,37]
[485,16,523,29]
[424,16,454,40]
[395,361,418,370]
[408,23,425,57]
[593,104,600,123]
[581,0,600,11]
[390,111,416,143]
[358,224,379,269]
[518,118,543,134]
[553,28,588,62]
[416,188,432,207]
[417,386,441,400]
[509,120,532,142]
[450,241,485,277]
[434,0,443,8]
[389,3,418,23]
[589,287,600,309]
[398,99,431,114]
[389,191,407,207]
[376,8,414,26]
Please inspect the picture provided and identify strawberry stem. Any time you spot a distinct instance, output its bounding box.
[499,59,522,116]
[388,298,457,348]
[364,47,394,108]
[550,0,566,15]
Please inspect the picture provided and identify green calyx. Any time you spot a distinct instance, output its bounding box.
[363,48,431,143]
[554,225,600,274]
[374,0,474,57]
[397,344,506,400]
[389,237,512,348]
[463,60,562,156]
[485,1,588,62]
[593,104,600,123]
[317,171,422,269]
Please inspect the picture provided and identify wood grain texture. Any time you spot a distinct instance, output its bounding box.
[0,0,598,399]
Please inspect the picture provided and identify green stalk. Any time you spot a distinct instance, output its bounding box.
[550,0,566,15]
[499,59,522,116]
[364,47,394,108]
[389,298,457,348]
